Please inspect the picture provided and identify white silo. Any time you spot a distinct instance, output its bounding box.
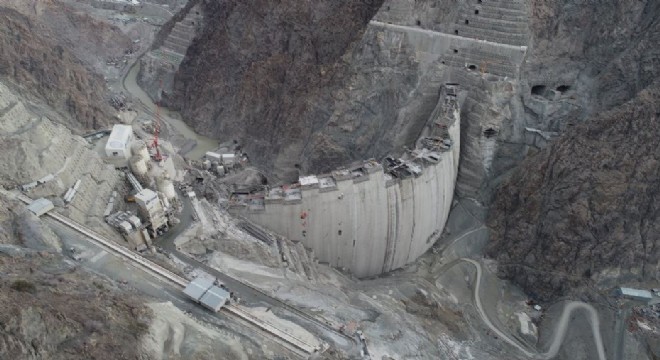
[157,174,177,202]
[131,140,150,162]
[130,156,149,179]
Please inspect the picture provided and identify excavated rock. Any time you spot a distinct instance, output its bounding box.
[170,0,385,180]
[483,0,660,299]
[0,249,152,359]
[0,1,118,129]
[487,83,660,301]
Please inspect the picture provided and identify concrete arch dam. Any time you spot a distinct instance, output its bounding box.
[230,87,461,278]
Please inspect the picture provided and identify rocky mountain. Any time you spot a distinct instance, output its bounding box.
[0,196,150,359]
[169,0,660,301]
[484,0,660,300]
[487,82,660,301]
[170,0,389,180]
[0,1,121,130]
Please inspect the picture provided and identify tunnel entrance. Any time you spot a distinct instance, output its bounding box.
[556,85,571,93]
[531,85,547,96]
[483,128,497,138]
[468,64,477,71]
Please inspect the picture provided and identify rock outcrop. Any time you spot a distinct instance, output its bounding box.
[0,1,120,129]
[487,83,660,301]
[160,0,659,299]
[0,241,152,359]
[484,0,660,300]
[170,0,386,180]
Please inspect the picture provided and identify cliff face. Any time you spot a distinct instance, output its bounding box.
[487,83,660,301]
[484,0,660,300]
[0,1,120,129]
[171,0,386,179]
[170,0,659,299]
[521,0,659,132]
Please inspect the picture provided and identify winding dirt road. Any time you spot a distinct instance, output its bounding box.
[459,258,607,360]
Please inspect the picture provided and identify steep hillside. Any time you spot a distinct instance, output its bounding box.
[170,0,385,179]
[487,83,660,301]
[0,195,151,359]
[0,1,120,129]
[484,0,660,300]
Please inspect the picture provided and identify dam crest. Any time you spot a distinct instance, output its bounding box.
[229,84,461,278]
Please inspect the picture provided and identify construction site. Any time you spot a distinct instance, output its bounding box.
[229,85,460,278]
[0,0,658,359]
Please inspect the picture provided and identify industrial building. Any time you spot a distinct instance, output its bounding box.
[135,188,169,237]
[105,124,134,159]
[618,287,660,305]
[229,85,461,277]
[183,277,215,301]
[199,286,231,312]
[106,210,151,250]
[27,198,54,217]
[183,277,230,312]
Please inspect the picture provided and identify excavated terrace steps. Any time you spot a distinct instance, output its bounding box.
[72,170,115,217]
[159,6,202,58]
[164,34,192,51]
[162,40,191,56]
[453,0,528,46]
[464,17,528,33]
[163,39,189,56]
[456,20,528,39]
[454,25,528,46]
[170,26,195,41]
[479,0,527,11]
[478,3,526,13]
[375,2,415,21]
[153,49,185,64]
[473,8,528,22]
[2,103,32,132]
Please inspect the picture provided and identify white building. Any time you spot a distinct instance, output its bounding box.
[105,124,134,159]
[135,188,168,235]
[27,198,54,217]
[205,151,222,162]
[221,153,236,165]
[199,285,230,312]
[618,287,660,305]
[183,277,215,301]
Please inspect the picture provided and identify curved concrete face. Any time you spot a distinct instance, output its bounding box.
[230,87,460,277]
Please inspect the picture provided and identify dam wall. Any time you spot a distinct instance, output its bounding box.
[230,86,460,278]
